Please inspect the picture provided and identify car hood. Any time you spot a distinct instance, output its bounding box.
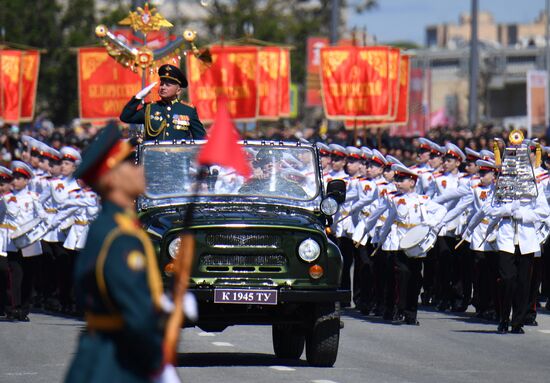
[140,203,324,237]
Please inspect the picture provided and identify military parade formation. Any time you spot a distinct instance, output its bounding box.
[319,133,550,334]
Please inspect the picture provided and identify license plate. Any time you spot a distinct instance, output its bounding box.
[214,289,277,305]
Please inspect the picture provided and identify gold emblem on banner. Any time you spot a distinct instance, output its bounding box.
[81,52,109,80]
[322,51,349,75]
[228,53,257,81]
[259,51,279,80]
[1,55,21,83]
[359,50,388,78]
[22,54,37,81]
[279,49,288,75]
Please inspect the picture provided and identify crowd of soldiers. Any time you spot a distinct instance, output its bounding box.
[0,135,99,321]
[319,136,550,334]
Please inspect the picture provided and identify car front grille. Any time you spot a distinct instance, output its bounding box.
[199,254,287,273]
[205,234,282,248]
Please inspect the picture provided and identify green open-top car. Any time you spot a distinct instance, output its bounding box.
[138,140,349,367]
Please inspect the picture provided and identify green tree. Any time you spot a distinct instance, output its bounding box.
[200,0,378,89]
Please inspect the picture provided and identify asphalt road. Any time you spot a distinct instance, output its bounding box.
[1,307,549,383]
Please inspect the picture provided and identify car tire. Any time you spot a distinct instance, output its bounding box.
[305,303,340,367]
[272,324,305,360]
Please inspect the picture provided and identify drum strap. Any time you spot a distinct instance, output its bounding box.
[418,197,429,223]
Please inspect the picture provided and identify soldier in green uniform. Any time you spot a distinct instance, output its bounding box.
[120,64,206,141]
[64,123,170,382]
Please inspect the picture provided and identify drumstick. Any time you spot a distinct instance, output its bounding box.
[454,238,466,250]
[370,244,381,257]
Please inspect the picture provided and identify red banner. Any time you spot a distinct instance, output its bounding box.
[278,48,291,117]
[77,47,142,121]
[320,46,392,120]
[187,45,259,122]
[257,47,280,120]
[20,50,40,122]
[306,37,329,107]
[0,50,23,124]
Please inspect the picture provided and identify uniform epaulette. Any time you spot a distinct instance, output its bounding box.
[180,100,195,108]
[421,195,429,200]
[434,172,443,178]
[376,180,388,185]
[471,184,480,189]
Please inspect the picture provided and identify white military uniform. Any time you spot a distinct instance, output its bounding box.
[2,186,46,257]
[62,188,99,250]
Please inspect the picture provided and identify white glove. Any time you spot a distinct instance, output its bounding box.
[513,208,523,221]
[158,292,198,323]
[135,82,157,100]
[153,364,181,383]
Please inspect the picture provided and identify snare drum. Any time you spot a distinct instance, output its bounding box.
[10,218,49,249]
[399,225,437,258]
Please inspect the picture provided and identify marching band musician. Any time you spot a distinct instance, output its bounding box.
[38,147,82,313]
[377,165,446,325]
[0,166,13,316]
[484,170,550,334]
[523,139,550,326]
[2,161,48,321]
[432,143,467,312]
[316,143,333,183]
[441,160,499,320]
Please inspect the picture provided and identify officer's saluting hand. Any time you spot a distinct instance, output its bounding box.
[120,64,206,142]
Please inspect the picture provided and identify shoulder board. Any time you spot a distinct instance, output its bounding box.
[471,184,480,189]
[376,180,388,185]
[536,173,549,179]
[434,172,444,178]
[471,175,480,179]
[410,165,418,170]
[422,195,430,200]
[180,100,195,108]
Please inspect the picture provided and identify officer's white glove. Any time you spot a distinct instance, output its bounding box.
[159,292,198,323]
[153,364,181,383]
[135,82,157,100]
[513,208,523,221]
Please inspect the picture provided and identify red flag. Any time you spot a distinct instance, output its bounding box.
[197,97,252,178]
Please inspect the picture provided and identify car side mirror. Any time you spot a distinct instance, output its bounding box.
[326,179,346,204]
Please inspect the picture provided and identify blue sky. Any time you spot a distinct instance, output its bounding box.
[348,0,545,45]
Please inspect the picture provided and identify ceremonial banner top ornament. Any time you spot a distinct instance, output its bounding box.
[95,2,210,72]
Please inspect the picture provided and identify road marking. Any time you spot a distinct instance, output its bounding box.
[198,331,215,337]
[270,366,296,371]
[212,341,233,347]
[538,330,550,334]
[5,372,38,376]
[312,380,339,383]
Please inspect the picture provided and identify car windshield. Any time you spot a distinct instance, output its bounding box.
[138,141,322,210]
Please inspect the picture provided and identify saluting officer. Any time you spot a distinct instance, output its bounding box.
[65,123,171,382]
[120,64,206,142]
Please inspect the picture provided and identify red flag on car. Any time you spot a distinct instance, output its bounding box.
[197,96,252,178]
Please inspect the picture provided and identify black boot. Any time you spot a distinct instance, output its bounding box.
[497,320,509,334]
[510,325,525,334]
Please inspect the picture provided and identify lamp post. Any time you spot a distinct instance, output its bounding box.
[468,0,479,130]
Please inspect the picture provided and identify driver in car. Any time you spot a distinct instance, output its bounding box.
[239,149,308,199]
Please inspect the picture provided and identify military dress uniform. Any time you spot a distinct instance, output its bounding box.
[0,166,13,315]
[65,124,166,382]
[487,190,550,333]
[377,165,447,324]
[2,162,47,321]
[120,64,206,142]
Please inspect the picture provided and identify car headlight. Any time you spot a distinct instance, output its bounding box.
[320,197,338,216]
[298,238,321,263]
[168,237,181,259]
